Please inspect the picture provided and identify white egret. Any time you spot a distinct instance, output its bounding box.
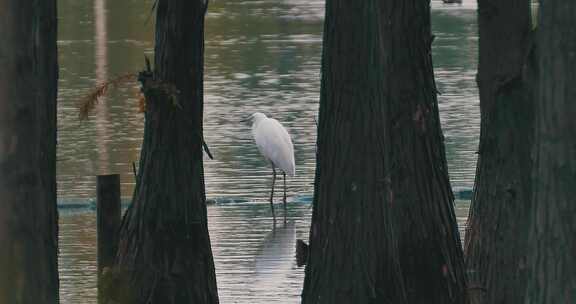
[245,112,295,223]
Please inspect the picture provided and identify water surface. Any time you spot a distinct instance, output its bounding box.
[57,0,479,302]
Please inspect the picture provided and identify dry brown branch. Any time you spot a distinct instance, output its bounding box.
[78,73,138,120]
[137,93,146,113]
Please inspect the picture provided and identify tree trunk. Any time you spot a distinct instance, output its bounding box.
[106,1,219,303]
[463,1,535,303]
[0,1,59,303]
[525,1,576,302]
[301,1,467,303]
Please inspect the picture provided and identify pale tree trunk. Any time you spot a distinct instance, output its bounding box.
[525,0,576,302]
[0,0,59,303]
[301,1,467,303]
[105,1,219,303]
[464,0,536,303]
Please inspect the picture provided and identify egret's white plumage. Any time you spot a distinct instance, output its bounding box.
[246,112,295,223]
[250,113,295,176]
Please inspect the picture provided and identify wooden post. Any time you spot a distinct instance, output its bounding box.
[97,174,121,303]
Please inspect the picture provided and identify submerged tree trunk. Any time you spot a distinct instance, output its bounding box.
[463,1,535,303]
[107,1,219,303]
[525,1,576,302]
[301,1,467,303]
[0,1,59,303]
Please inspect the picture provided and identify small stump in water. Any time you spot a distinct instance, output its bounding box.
[296,239,309,267]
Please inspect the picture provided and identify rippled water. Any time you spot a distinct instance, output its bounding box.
[59,200,471,303]
[57,0,479,302]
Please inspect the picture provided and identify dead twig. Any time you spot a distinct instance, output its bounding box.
[78,73,139,120]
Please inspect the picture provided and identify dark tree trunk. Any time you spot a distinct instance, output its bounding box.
[301,1,467,303]
[0,1,59,303]
[463,1,536,303]
[107,1,219,303]
[524,1,576,302]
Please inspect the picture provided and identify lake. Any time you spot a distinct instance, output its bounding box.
[57,0,479,302]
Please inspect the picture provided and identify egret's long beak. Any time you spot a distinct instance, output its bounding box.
[240,116,252,123]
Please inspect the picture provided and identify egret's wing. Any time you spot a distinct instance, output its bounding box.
[252,118,295,176]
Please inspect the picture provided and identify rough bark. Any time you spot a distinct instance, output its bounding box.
[0,0,59,303]
[524,1,576,302]
[463,1,536,303]
[301,1,467,303]
[106,1,219,303]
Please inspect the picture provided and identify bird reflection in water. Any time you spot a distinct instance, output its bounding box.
[252,222,297,294]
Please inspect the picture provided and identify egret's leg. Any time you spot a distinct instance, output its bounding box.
[270,167,277,223]
[283,172,287,224]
